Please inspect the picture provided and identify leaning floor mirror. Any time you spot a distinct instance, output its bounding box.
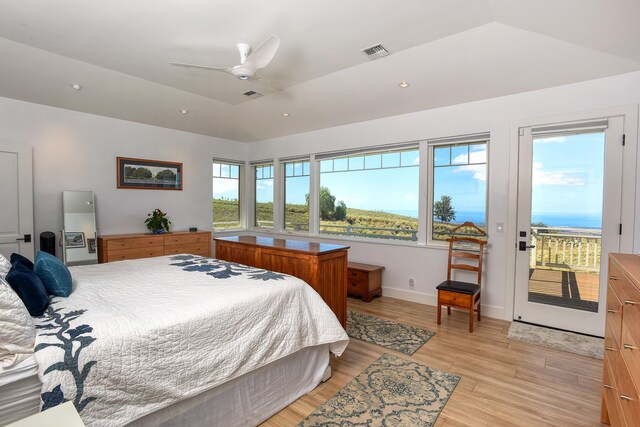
[62,191,98,266]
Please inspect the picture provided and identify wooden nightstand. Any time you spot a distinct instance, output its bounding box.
[347,262,384,302]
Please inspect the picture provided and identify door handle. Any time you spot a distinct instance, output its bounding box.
[519,241,535,251]
[16,234,31,243]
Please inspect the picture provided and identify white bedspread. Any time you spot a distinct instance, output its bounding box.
[32,255,349,427]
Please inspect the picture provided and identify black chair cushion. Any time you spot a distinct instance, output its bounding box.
[436,280,480,295]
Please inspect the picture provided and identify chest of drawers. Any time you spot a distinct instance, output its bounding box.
[602,253,640,426]
[98,231,211,263]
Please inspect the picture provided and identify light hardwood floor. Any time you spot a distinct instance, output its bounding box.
[262,296,605,427]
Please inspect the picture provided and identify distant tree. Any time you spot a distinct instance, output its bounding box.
[305,187,347,220]
[334,201,347,221]
[155,169,176,181]
[434,195,456,223]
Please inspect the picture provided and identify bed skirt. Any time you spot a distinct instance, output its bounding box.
[128,344,330,427]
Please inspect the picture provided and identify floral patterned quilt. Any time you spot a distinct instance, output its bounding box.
[33,255,349,427]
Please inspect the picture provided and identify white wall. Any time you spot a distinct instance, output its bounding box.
[0,97,246,256]
[248,71,640,320]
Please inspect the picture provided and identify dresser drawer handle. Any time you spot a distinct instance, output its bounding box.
[350,282,358,287]
[623,344,637,350]
[624,300,639,305]
[607,309,618,313]
[606,346,615,352]
[604,384,613,389]
[620,394,634,401]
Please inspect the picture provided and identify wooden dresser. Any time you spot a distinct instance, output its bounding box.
[347,262,384,302]
[214,236,349,327]
[602,253,640,426]
[98,231,211,263]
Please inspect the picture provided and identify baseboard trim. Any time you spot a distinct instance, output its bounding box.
[381,287,505,320]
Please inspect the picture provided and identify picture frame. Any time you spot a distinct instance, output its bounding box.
[87,238,96,254]
[65,232,86,248]
[117,157,183,190]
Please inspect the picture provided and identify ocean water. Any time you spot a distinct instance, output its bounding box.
[380,209,602,229]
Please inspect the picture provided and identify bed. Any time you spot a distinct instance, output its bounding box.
[26,254,349,427]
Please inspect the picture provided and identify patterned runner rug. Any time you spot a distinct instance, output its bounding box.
[508,321,603,359]
[299,353,459,427]
[347,310,435,355]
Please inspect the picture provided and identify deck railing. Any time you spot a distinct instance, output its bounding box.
[530,226,601,272]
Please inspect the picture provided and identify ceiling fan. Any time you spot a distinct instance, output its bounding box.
[171,35,281,90]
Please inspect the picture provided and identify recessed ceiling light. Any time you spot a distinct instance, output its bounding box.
[70,83,82,91]
[179,109,189,115]
[399,81,409,88]
[282,112,289,117]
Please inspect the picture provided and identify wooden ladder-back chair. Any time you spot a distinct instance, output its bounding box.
[436,222,486,332]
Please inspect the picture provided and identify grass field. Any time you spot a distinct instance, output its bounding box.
[213,199,486,241]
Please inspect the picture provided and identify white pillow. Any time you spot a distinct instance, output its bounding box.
[0,277,35,369]
[0,253,10,279]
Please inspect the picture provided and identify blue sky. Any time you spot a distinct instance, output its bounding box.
[531,132,604,216]
[216,134,604,225]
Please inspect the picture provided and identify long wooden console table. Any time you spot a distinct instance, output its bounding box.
[214,236,349,327]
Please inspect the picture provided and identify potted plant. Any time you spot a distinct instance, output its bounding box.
[144,208,171,233]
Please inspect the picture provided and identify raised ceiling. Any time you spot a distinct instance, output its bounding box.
[0,0,639,142]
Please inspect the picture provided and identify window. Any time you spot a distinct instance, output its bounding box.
[212,160,242,231]
[430,140,487,241]
[283,160,310,231]
[318,147,419,241]
[254,163,274,228]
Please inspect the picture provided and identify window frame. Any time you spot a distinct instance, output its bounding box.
[252,161,275,230]
[282,158,311,233]
[427,136,489,246]
[316,144,421,242]
[212,158,244,232]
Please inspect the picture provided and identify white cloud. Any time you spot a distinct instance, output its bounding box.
[535,136,567,144]
[532,161,584,186]
[451,150,487,181]
[256,180,274,190]
[212,178,239,197]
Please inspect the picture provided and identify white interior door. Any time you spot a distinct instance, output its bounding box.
[514,117,624,337]
[0,141,34,261]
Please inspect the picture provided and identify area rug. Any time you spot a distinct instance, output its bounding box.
[507,321,603,359]
[347,310,435,355]
[299,353,459,427]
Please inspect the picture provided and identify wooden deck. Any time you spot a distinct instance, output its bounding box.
[263,297,605,426]
[528,268,600,312]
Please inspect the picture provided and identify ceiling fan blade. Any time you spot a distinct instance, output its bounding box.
[244,35,280,70]
[251,72,282,92]
[170,62,231,72]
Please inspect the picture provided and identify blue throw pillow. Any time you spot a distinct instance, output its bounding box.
[11,253,34,270]
[34,251,73,297]
[6,262,50,316]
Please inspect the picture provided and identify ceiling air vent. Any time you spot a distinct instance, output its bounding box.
[243,90,263,98]
[360,44,390,60]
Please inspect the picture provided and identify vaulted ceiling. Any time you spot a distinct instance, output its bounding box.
[1,0,639,141]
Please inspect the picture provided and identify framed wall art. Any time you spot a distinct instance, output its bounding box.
[64,232,86,248]
[117,157,183,190]
[87,238,97,254]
